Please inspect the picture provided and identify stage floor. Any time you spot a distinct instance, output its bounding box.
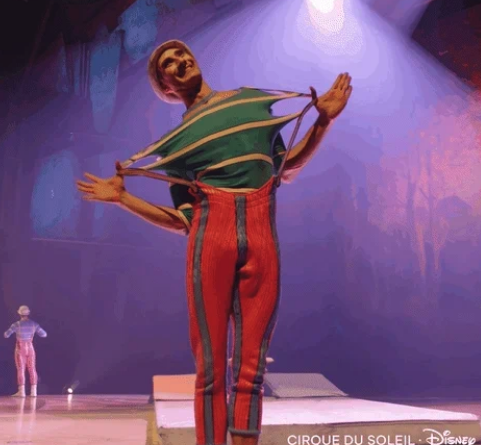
[1,394,481,445]
[0,394,160,445]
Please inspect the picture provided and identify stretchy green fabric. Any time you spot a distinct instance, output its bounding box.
[125,87,306,224]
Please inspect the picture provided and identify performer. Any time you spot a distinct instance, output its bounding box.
[77,40,352,445]
[4,305,47,397]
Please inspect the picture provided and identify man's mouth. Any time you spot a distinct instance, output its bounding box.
[178,65,192,78]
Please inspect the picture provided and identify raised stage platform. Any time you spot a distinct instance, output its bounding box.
[155,397,481,445]
[153,373,481,445]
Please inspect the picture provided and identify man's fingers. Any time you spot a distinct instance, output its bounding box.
[76,180,94,188]
[77,185,97,194]
[332,74,343,88]
[82,195,101,201]
[84,172,102,182]
[338,73,350,90]
[115,161,124,174]
[345,85,353,100]
[334,73,348,89]
[77,184,93,193]
[345,74,352,89]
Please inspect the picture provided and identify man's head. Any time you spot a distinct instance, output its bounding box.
[147,40,202,104]
[18,305,30,318]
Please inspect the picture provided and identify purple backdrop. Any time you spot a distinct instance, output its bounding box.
[1,0,481,397]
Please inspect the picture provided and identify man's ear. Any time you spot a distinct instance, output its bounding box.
[158,77,172,94]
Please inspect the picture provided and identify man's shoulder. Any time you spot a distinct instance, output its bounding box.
[219,88,242,94]
[217,87,269,97]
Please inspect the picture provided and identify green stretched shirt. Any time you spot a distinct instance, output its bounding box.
[124,87,306,229]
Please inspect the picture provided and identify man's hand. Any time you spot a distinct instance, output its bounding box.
[310,73,352,121]
[76,163,125,203]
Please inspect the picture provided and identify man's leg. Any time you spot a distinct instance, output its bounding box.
[228,185,280,444]
[13,345,27,397]
[27,344,38,396]
[186,192,238,445]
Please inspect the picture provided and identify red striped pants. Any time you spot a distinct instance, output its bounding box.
[15,341,38,385]
[186,177,280,445]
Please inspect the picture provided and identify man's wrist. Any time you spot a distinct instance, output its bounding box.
[316,110,331,127]
[117,188,128,205]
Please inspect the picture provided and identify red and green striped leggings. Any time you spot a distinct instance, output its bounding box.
[186,177,280,445]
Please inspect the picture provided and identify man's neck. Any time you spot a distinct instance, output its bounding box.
[181,82,213,110]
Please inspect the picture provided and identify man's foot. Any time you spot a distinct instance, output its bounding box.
[12,386,26,397]
[30,385,37,397]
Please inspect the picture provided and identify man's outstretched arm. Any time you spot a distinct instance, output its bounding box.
[4,324,16,338]
[118,191,189,235]
[281,113,332,183]
[76,171,189,236]
[35,324,48,338]
[281,73,352,183]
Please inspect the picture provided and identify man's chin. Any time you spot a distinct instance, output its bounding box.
[174,76,202,94]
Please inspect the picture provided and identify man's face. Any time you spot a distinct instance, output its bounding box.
[157,47,201,95]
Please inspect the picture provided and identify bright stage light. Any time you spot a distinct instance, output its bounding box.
[304,0,348,36]
[63,380,80,395]
[309,0,336,14]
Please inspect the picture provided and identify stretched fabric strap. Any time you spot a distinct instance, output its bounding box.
[239,87,317,187]
[118,87,316,190]
[275,98,316,187]
[116,167,198,192]
[243,87,311,97]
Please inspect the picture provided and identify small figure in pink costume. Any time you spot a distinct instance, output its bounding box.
[4,306,47,397]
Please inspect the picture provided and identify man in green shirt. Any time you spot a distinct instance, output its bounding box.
[77,40,352,445]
